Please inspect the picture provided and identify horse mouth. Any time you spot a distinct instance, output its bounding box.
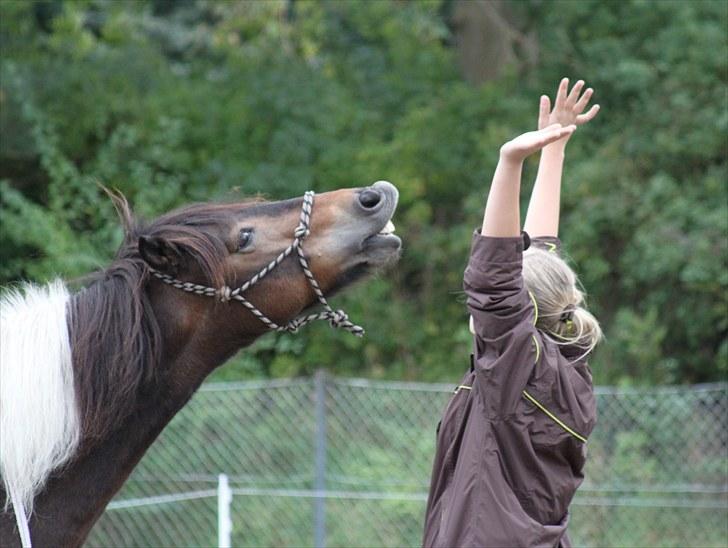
[361,230,402,266]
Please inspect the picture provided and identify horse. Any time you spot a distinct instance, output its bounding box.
[0,181,401,547]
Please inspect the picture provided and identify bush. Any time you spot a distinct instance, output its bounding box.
[1,0,725,385]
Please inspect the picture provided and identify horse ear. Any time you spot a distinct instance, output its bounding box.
[138,236,182,274]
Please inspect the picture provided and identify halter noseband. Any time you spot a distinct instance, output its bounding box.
[149,191,365,337]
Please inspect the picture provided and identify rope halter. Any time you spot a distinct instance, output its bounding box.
[149,191,365,337]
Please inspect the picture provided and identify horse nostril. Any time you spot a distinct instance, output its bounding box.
[359,189,382,209]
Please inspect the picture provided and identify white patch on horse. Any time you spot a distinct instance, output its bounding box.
[0,281,80,516]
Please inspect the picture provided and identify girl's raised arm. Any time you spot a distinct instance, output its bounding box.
[524,78,600,238]
[481,124,576,238]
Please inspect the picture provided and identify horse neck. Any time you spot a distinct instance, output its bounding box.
[71,272,252,438]
[8,362,196,547]
[1,283,252,548]
[146,280,263,394]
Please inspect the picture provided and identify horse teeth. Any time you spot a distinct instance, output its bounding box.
[379,220,395,235]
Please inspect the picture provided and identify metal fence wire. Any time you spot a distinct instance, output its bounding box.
[87,373,728,548]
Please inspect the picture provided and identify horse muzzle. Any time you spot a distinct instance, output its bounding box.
[355,181,402,265]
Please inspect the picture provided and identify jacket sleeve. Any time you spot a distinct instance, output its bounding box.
[530,235,562,255]
[464,231,541,417]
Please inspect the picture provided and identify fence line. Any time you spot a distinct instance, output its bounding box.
[107,490,217,510]
[122,473,728,495]
[106,488,728,510]
[88,375,728,548]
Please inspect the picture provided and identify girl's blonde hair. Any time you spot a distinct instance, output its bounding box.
[522,247,602,356]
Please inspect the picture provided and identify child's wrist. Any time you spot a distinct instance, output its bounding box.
[498,147,526,165]
[544,138,568,154]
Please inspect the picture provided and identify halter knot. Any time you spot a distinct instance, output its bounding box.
[294,225,310,239]
[285,318,302,333]
[329,309,348,328]
[217,285,232,303]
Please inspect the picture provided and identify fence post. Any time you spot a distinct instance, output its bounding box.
[314,369,327,548]
[217,473,232,548]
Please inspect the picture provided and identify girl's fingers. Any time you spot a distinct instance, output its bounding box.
[576,104,600,124]
[551,124,576,138]
[538,95,550,130]
[566,80,585,106]
[538,124,575,146]
[554,77,569,108]
[537,123,563,139]
[506,123,575,157]
[540,128,573,147]
[574,88,594,113]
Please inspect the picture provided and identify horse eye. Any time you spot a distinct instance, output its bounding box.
[238,228,254,251]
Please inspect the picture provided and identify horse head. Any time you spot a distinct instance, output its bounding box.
[131,181,400,351]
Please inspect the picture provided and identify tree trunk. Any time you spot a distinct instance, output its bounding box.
[450,0,538,85]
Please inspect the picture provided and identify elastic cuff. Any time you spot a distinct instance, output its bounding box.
[529,235,562,253]
[522,231,531,250]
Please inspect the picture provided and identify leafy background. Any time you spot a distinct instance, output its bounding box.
[1,0,726,386]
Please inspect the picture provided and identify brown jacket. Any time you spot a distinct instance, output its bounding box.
[423,233,597,548]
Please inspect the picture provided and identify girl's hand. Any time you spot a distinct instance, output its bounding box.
[500,124,576,163]
[538,78,600,138]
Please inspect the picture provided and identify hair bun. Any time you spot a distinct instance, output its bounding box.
[559,304,576,322]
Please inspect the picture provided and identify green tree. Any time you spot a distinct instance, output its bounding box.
[1,0,725,385]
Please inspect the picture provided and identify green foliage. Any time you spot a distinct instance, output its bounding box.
[0,0,725,385]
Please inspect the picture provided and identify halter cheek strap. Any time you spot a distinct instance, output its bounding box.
[149,191,365,337]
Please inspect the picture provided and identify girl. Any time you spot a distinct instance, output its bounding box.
[423,79,602,548]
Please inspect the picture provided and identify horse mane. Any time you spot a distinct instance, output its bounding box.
[70,191,233,442]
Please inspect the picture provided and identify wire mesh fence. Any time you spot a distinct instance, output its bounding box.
[87,374,728,547]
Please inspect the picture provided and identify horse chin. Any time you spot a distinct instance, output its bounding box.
[324,235,402,297]
[360,233,402,266]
